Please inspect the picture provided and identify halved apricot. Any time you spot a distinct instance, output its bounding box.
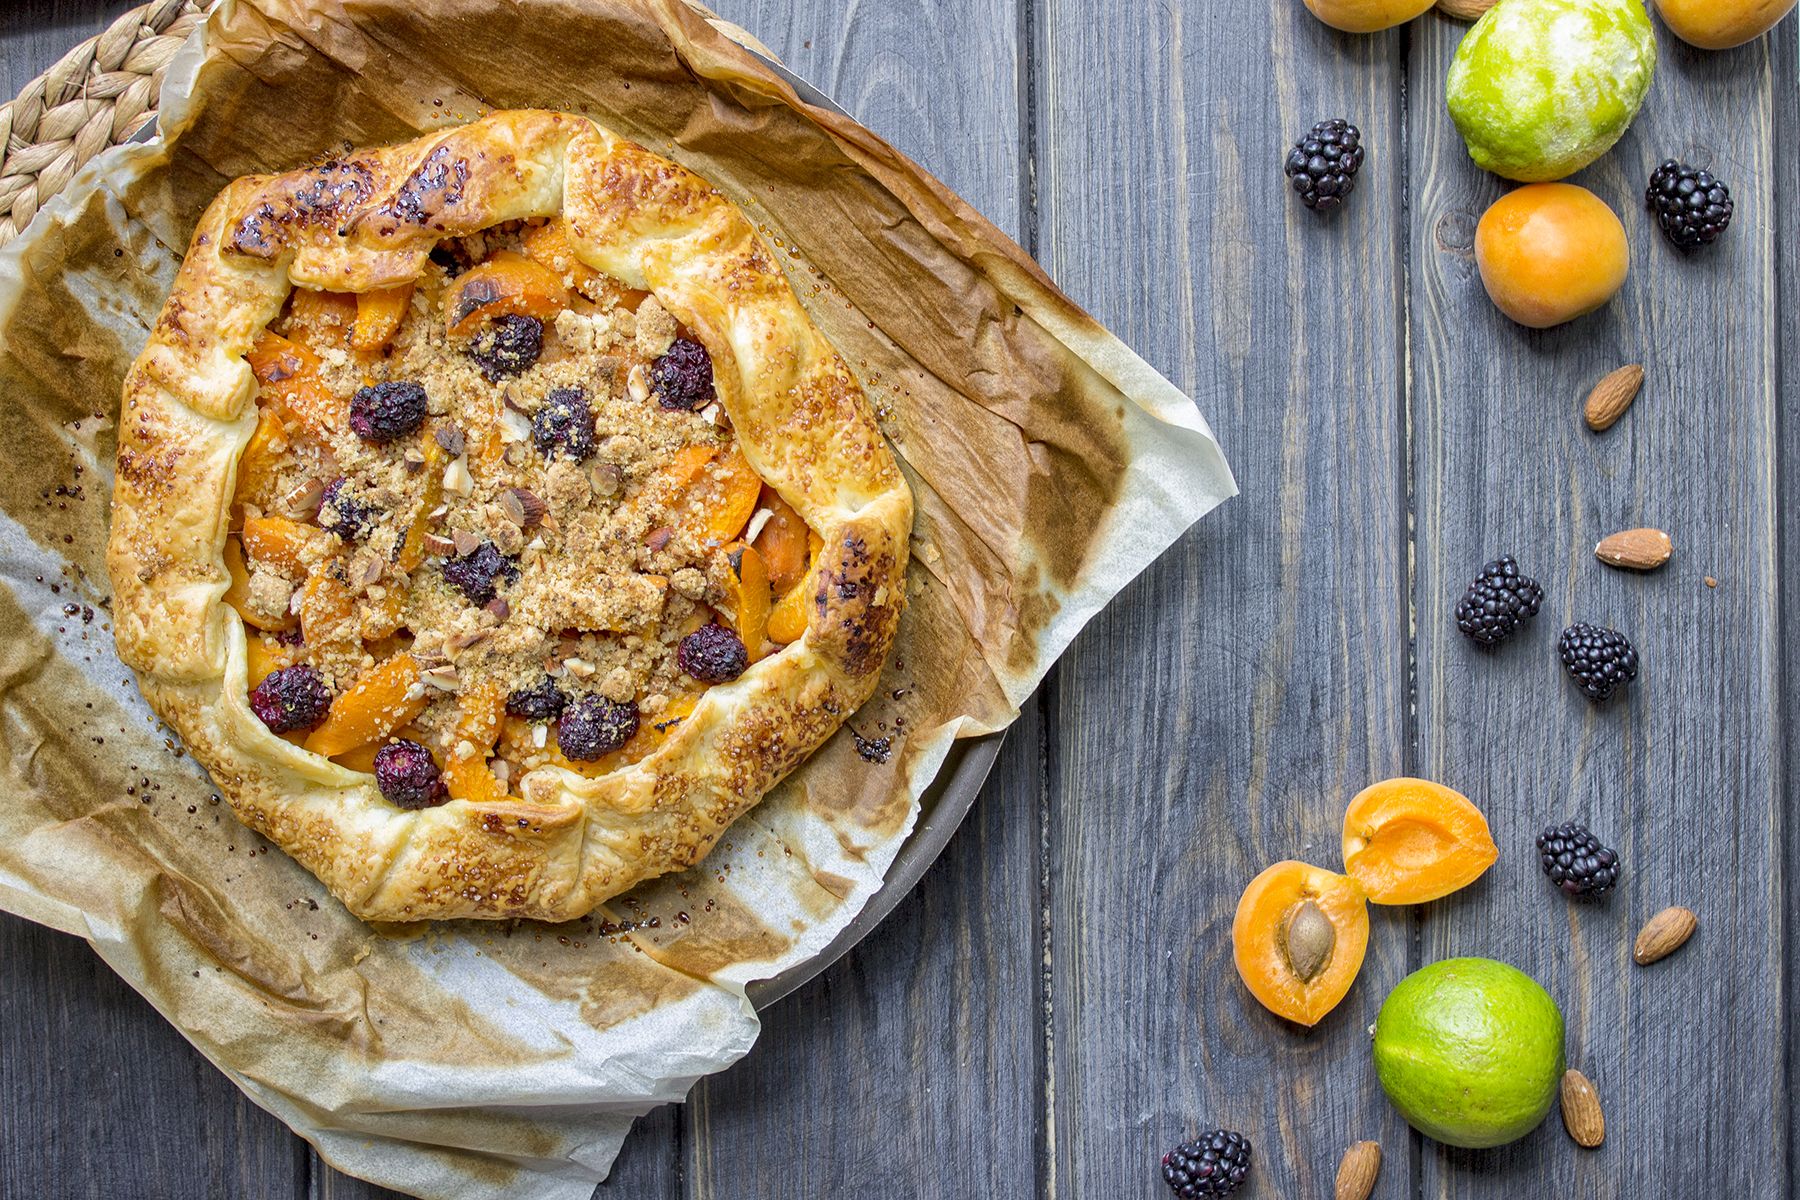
[1341,777,1498,905]
[444,251,569,337]
[1232,861,1370,1027]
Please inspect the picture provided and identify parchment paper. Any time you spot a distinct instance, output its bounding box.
[0,2,1235,1196]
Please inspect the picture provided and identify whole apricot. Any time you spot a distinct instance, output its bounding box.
[1653,0,1796,47]
[1232,861,1370,1026]
[1303,0,1436,32]
[1474,184,1628,328]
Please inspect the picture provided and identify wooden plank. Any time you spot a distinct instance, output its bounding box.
[1037,2,1411,1196]
[0,916,311,1198]
[682,3,1041,1197]
[1408,15,1787,1198]
[1779,26,1800,1195]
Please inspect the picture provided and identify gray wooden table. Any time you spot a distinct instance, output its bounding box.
[4,1,1796,1196]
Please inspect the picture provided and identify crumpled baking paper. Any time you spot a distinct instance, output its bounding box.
[0,1,1235,1197]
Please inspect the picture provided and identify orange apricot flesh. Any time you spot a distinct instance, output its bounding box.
[1341,776,1498,905]
[1232,861,1370,1027]
[1475,184,1628,329]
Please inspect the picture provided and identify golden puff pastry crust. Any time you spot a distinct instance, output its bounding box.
[106,110,912,922]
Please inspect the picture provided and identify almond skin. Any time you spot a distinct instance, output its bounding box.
[1437,0,1497,15]
[1334,1141,1381,1200]
[1595,527,1673,571]
[1584,364,1645,431]
[1560,1070,1605,1147]
[1634,905,1698,965]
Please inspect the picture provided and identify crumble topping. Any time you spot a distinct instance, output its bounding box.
[228,220,813,806]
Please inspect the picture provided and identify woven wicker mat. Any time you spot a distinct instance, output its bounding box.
[0,0,782,249]
[0,0,205,246]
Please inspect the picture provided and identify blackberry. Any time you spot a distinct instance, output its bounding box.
[532,386,595,461]
[1537,821,1620,898]
[505,676,568,722]
[1558,623,1638,701]
[441,540,518,607]
[557,695,639,761]
[248,664,331,734]
[467,314,544,380]
[1455,556,1543,646]
[374,739,446,810]
[1284,119,1364,212]
[650,337,716,411]
[1161,1130,1251,1198]
[1647,160,1733,249]
[318,477,374,541]
[349,380,427,444]
[678,623,748,684]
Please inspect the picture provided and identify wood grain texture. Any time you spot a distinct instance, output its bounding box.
[684,3,1040,1197]
[7,2,1800,1199]
[1407,15,1788,1200]
[1036,2,1411,1196]
[0,918,311,1199]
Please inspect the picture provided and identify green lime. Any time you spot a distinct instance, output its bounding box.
[1445,0,1656,182]
[1372,957,1564,1148]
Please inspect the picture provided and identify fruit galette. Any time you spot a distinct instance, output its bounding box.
[106,110,912,922]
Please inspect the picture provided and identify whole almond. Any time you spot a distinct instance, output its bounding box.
[1584,364,1645,431]
[1634,905,1697,965]
[1560,1069,1605,1147]
[1334,1141,1381,1200]
[1437,0,1497,16]
[1595,527,1673,571]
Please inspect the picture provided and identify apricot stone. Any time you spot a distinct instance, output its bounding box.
[1653,0,1796,47]
[1474,184,1629,329]
[1303,0,1437,33]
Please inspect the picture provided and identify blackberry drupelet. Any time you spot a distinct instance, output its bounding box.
[1161,1130,1252,1198]
[348,380,428,444]
[441,541,518,607]
[532,386,595,461]
[467,314,544,380]
[249,664,331,734]
[1557,623,1638,701]
[374,740,446,810]
[505,676,568,722]
[557,695,640,761]
[1284,119,1364,212]
[1455,556,1544,646]
[650,337,716,411]
[318,477,374,541]
[678,623,748,684]
[1537,821,1620,898]
[1646,160,1733,249]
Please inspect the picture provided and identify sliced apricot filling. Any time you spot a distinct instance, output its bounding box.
[302,653,427,758]
[1342,777,1497,905]
[1232,861,1369,1026]
[350,283,415,354]
[443,250,568,336]
[723,542,771,662]
[227,227,830,810]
